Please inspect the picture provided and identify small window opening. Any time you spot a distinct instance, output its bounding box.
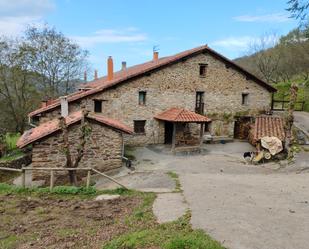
[94,100,102,113]
[204,122,211,133]
[134,120,146,134]
[242,93,249,105]
[199,64,207,77]
[138,91,146,105]
[32,116,40,125]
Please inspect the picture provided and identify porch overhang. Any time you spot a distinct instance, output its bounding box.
[154,107,211,123]
[154,108,211,152]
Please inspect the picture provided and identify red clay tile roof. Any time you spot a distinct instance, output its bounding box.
[155,108,211,123]
[251,116,285,142]
[28,45,276,118]
[17,111,132,148]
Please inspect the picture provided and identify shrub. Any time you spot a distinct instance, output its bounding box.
[4,133,20,152]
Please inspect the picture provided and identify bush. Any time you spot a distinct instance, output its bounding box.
[4,133,20,151]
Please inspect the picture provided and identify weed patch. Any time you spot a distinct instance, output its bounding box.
[167,171,182,192]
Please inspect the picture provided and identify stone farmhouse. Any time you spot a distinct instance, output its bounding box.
[18,45,277,176]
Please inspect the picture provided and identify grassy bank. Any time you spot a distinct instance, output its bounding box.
[273,81,309,112]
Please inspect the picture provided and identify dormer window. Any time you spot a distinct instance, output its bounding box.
[199,64,208,77]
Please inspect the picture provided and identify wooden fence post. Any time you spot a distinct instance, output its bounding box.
[86,170,91,189]
[21,169,26,188]
[50,170,54,191]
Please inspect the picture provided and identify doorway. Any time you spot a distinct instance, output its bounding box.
[234,117,253,139]
[164,122,174,144]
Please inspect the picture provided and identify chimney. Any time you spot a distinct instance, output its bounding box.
[121,61,127,71]
[94,69,98,80]
[107,56,114,81]
[60,96,69,118]
[153,51,159,61]
[41,100,47,108]
[84,71,87,82]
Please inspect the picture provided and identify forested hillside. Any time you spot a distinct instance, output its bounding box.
[234,24,309,111]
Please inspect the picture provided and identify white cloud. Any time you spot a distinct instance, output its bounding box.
[0,0,54,36]
[211,36,256,50]
[71,28,148,47]
[233,13,290,23]
[210,34,279,52]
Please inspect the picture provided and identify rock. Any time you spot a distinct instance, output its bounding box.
[95,194,120,201]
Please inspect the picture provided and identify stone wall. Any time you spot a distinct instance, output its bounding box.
[34,52,272,144]
[31,120,123,180]
[0,154,31,169]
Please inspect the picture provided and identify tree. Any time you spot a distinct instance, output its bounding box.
[247,33,281,83]
[284,83,298,157]
[59,108,91,185]
[22,25,89,97]
[287,0,309,21]
[0,38,41,132]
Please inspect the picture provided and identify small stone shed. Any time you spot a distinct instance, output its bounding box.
[17,111,132,180]
[248,115,285,146]
[155,107,211,150]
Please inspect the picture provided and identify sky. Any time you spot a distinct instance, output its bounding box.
[0,0,299,78]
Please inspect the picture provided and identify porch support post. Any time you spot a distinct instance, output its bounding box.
[172,122,176,151]
[200,123,204,146]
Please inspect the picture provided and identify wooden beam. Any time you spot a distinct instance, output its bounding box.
[21,169,26,188]
[172,123,176,151]
[0,167,22,172]
[86,170,91,189]
[23,167,92,171]
[50,170,54,191]
[91,168,128,189]
[200,123,205,146]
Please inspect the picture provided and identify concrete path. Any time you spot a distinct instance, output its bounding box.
[95,171,175,193]
[294,111,309,135]
[153,193,188,223]
[133,142,309,249]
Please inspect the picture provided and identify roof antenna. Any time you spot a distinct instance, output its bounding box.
[153,45,160,52]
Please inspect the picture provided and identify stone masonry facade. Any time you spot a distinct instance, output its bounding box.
[35,52,272,145]
[31,120,123,180]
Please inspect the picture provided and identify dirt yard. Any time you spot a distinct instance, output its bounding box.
[0,193,142,249]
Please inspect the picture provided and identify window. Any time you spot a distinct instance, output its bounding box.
[199,64,207,77]
[195,91,205,114]
[242,93,249,105]
[94,100,102,113]
[138,91,146,105]
[32,116,40,125]
[134,120,146,134]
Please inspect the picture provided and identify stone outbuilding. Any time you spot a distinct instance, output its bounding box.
[17,111,132,180]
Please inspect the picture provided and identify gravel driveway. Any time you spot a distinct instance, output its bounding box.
[134,142,309,249]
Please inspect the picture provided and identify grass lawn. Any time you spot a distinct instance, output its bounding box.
[273,81,309,112]
[0,184,224,249]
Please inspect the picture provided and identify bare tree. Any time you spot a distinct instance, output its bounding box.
[247,33,281,83]
[22,25,89,97]
[287,0,309,21]
[59,108,91,186]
